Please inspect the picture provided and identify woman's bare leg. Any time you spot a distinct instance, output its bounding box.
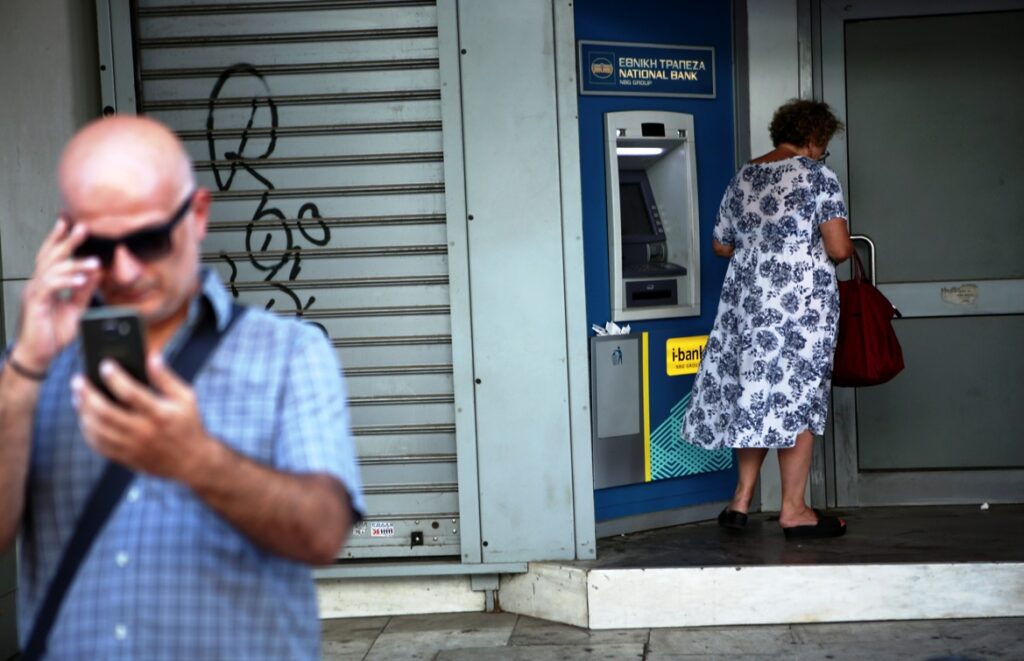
[729,448,769,513]
[777,430,818,527]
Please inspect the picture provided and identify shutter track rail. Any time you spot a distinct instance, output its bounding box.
[140,26,437,48]
[207,213,445,231]
[137,1,435,18]
[143,58,439,80]
[227,276,449,291]
[195,151,443,170]
[349,394,454,406]
[205,244,447,262]
[361,483,457,495]
[333,334,450,348]
[344,364,452,377]
[179,120,442,140]
[146,89,440,111]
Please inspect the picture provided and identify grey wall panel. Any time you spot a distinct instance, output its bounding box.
[457,1,577,562]
[134,0,456,559]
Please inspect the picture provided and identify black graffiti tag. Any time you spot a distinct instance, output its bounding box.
[207,63,330,335]
[206,63,278,192]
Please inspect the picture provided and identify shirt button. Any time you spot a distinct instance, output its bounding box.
[127,488,141,503]
[114,624,128,640]
[115,552,130,567]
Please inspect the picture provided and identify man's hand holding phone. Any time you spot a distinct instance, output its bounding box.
[72,347,217,482]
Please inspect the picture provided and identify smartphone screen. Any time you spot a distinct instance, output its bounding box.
[79,307,149,402]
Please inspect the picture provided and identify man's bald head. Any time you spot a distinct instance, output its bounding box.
[55,115,210,330]
[58,115,195,220]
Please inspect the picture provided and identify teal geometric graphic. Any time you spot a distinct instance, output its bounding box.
[650,394,733,480]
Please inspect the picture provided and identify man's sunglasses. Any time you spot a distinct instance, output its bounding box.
[73,191,195,267]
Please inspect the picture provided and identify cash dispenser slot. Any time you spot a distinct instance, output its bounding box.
[626,279,678,307]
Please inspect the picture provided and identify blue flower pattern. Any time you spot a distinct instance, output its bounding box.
[682,157,848,449]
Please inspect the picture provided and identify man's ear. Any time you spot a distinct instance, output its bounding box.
[190,187,211,241]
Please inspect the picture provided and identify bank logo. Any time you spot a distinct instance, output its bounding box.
[587,50,616,85]
[590,56,614,79]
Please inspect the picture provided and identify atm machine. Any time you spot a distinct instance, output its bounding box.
[605,110,701,321]
[591,110,704,489]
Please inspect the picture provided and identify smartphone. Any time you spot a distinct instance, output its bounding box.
[79,307,149,401]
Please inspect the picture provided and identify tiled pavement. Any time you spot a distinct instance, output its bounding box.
[322,613,1024,660]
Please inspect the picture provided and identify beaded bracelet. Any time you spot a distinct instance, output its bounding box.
[4,348,48,382]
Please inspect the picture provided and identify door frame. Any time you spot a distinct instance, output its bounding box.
[818,0,1024,507]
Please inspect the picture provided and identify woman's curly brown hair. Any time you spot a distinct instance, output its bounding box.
[769,99,844,148]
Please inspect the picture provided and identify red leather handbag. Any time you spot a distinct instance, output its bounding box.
[832,252,905,387]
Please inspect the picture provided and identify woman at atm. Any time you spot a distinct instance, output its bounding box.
[680,99,854,539]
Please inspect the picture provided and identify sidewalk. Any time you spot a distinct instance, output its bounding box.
[322,613,1024,660]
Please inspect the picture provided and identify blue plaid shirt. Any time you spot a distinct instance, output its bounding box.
[16,269,365,659]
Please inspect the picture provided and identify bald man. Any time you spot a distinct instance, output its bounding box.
[0,116,364,659]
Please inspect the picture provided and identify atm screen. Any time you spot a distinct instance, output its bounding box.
[619,180,656,238]
[620,183,651,236]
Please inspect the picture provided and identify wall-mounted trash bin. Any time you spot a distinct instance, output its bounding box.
[590,334,645,489]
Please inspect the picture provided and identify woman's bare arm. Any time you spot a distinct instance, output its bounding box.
[820,218,854,262]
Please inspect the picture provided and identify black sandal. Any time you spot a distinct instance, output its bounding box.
[782,509,846,540]
[717,507,748,530]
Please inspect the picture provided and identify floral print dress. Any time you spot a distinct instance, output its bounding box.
[681,156,849,450]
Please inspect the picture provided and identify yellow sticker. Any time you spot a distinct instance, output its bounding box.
[666,335,708,376]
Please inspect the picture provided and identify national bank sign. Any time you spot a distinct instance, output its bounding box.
[579,40,716,99]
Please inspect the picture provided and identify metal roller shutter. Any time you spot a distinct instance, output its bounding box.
[132,0,458,560]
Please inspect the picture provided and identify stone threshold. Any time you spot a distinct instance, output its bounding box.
[499,560,1024,629]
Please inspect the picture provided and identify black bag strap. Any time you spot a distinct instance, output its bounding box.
[22,303,247,661]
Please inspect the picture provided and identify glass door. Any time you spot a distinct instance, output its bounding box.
[820,0,1024,506]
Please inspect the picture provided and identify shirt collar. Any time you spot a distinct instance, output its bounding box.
[162,267,234,359]
[193,266,234,332]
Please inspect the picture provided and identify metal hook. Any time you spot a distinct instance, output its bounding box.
[849,234,877,286]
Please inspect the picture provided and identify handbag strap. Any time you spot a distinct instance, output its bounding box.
[848,250,868,282]
[22,302,247,661]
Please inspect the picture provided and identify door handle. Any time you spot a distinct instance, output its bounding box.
[849,234,877,286]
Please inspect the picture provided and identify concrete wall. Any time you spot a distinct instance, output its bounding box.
[1,0,101,329]
[745,0,803,157]
[0,1,100,654]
